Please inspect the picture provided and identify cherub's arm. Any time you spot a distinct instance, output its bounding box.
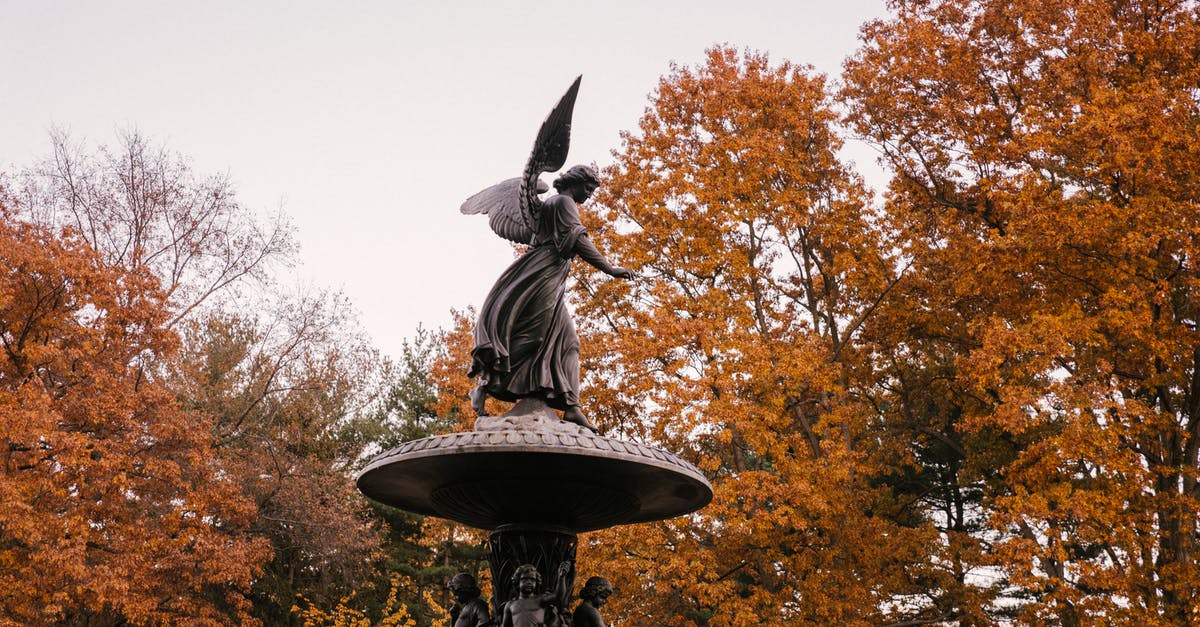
[552,561,574,610]
[538,593,564,627]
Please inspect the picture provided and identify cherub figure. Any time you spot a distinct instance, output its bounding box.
[501,563,568,627]
[461,77,634,434]
[446,572,489,627]
[572,576,614,627]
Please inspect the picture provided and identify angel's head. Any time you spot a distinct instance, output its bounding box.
[554,164,600,203]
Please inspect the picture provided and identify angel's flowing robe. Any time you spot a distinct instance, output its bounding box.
[469,193,587,410]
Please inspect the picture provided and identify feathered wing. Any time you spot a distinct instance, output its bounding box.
[458,176,552,245]
[459,177,541,245]
[519,76,582,227]
[459,76,582,245]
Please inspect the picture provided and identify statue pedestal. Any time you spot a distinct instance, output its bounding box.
[356,400,712,612]
[486,525,578,620]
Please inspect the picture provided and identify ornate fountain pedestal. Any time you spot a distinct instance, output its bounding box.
[356,399,712,618]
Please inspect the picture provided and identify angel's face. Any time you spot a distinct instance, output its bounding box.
[571,181,599,203]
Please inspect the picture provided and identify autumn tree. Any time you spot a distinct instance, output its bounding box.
[387,312,498,621]
[314,322,488,625]
[9,132,493,624]
[166,293,386,624]
[13,130,294,326]
[0,197,270,624]
[6,133,400,624]
[563,47,935,624]
[843,0,1200,623]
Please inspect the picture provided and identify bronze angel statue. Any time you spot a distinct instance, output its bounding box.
[460,77,633,434]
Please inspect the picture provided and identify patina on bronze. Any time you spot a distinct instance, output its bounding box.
[460,75,634,434]
[357,77,711,616]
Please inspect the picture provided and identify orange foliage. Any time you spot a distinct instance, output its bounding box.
[569,47,934,624]
[430,309,508,428]
[9,133,396,623]
[844,0,1200,623]
[0,202,270,624]
[9,3,1182,623]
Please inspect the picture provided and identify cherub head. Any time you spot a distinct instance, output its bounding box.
[554,165,600,203]
[511,564,542,597]
[578,576,614,608]
[446,572,482,603]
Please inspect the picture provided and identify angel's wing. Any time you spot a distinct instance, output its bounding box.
[458,177,548,245]
[459,77,582,244]
[519,76,582,225]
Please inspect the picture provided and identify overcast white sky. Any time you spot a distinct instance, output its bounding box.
[1,1,890,360]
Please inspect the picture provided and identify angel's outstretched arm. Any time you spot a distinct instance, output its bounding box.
[575,235,634,279]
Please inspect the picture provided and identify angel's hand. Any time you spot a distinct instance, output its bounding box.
[610,267,637,280]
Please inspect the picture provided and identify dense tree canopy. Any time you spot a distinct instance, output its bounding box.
[564,45,932,625]
[0,199,268,624]
[1,136,423,625]
[843,0,1200,623]
[552,1,1200,624]
[7,1,1200,624]
[166,298,385,623]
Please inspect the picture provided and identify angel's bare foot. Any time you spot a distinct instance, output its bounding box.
[470,385,489,416]
[562,406,598,434]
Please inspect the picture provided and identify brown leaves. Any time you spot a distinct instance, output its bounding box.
[0,204,269,624]
[166,294,390,621]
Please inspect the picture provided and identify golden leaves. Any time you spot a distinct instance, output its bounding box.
[567,46,931,624]
[844,0,1200,622]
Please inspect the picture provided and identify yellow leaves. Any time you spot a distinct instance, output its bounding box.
[294,594,376,627]
[294,575,438,627]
